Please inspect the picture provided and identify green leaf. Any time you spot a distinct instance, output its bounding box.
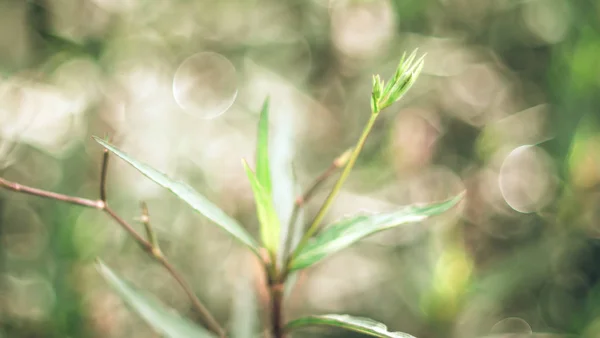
[256,97,272,193]
[289,193,464,271]
[285,314,416,338]
[93,137,260,255]
[242,159,281,255]
[96,260,214,338]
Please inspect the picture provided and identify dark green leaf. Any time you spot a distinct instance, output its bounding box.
[285,314,416,338]
[93,137,260,255]
[289,193,464,271]
[96,260,214,338]
[256,97,272,193]
[242,159,281,255]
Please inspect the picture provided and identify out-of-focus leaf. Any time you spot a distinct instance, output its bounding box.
[285,314,416,338]
[96,260,214,338]
[567,114,600,189]
[289,193,464,271]
[256,97,272,193]
[268,100,297,265]
[93,137,260,255]
[242,159,281,255]
[283,163,304,298]
[230,258,260,338]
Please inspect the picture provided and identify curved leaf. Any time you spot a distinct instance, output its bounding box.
[96,260,214,338]
[289,193,464,271]
[285,314,416,338]
[242,159,280,255]
[93,137,260,255]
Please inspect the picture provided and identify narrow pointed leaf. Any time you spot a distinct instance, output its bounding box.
[285,314,416,338]
[289,193,464,271]
[93,137,260,255]
[256,97,272,193]
[242,159,281,255]
[96,260,214,338]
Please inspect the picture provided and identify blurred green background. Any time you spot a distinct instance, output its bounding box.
[0,0,599,337]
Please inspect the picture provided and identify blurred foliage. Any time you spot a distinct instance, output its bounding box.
[0,0,599,337]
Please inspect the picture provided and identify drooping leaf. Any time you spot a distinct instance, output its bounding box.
[93,137,260,255]
[289,193,464,271]
[256,97,272,194]
[96,260,214,338]
[242,159,281,255]
[285,314,416,338]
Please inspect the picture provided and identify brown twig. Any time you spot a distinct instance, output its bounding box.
[0,177,103,209]
[132,202,224,336]
[100,148,109,202]
[0,151,226,338]
[104,205,153,252]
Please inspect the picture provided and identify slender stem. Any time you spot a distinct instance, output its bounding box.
[0,177,103,209]
[0,160,226,337]
[291,113,379,261]
[138,201,160,251]
[100,149,109,202]
[106,204,225,337]
[104,206,153,252]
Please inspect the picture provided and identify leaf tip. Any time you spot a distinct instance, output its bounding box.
[241,158,250,169]
[262,96,270,108]
[95,258,109,276]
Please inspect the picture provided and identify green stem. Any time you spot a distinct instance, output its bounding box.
[290,113,379,260]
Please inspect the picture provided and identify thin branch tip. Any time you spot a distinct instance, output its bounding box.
[100,149,110,202]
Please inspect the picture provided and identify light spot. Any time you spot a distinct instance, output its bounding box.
[173,52,237,119]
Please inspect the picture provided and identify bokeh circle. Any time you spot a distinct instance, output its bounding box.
[173,52,238,119]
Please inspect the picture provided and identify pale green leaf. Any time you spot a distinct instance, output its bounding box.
[289,193,464,271]
[96,260,214,338]
[285,314,416,338]
[256,97,272,193]
[242,159,281,255]
[93,137,260,255]
[268,107,298,265]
